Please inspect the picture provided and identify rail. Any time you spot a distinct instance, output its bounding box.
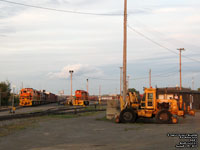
[0,104,106,121]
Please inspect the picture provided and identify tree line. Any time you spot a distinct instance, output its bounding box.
[0,81,19,106]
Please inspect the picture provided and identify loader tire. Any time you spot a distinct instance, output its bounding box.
[119,108,137,123]
[156,109,172,124]
[84,101,89,106]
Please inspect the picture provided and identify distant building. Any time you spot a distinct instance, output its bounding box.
[156,87,200,109]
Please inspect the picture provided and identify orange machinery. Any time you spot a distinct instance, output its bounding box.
[73,90,89,106]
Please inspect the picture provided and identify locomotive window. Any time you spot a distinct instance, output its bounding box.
[147,93,153,107]
[142,94,146,101]
[148,102,153,106]
[148,93,153,100]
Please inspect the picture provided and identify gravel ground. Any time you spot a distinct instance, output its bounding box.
[0,111,199,150]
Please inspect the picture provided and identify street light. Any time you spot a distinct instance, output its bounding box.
[11,85,16,113]
[86,79,89,94]
[69,70,74,102]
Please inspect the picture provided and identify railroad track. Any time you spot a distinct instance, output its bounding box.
[0,106,23,112]
[0,105,106,121]
[0,102,59,113]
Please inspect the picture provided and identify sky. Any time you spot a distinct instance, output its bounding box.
[0,0,200,95]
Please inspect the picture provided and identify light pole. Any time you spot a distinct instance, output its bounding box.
[99,85,101,104]
[69,70,74,102]
[86,79,89,94]
[149,69,151,88]
[12,85,16,113]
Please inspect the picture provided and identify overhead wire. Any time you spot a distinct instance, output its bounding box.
[1,0,199,62]
[128,24,200,63]
[0,0,122,16]
[1,0,199,84]
[128,25,178,55]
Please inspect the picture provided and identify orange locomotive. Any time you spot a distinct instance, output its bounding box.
[20,88,57,106]
[73,90,89,106]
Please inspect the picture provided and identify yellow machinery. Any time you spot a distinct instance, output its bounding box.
[119,88,195,124]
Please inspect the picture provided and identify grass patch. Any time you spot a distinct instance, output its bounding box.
[0,119,38,137]
[46,114,78,119]
[46,111,101,119]
[79,111,100,116]
[83,105,106,111]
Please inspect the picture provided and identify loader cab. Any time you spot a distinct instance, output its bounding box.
[141,88,156,110]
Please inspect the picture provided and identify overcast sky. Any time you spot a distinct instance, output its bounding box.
[0,0,200,95]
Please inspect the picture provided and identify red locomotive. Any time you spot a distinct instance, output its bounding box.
[73,90,89,106]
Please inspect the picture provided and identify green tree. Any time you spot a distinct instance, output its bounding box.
[128,88,140,95]
[0,81,11,106]
[128,88,141,100]
[198,88,200,92]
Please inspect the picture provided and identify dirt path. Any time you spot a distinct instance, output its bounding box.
[0,111,199,150]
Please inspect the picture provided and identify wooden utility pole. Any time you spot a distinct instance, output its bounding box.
[123,0,127,101]
[192,77,194,90]
[86,79,89,93]
[0,89,1,107]
[120,67,123,96]
[69,70,74,101]
[127,75,130,91]
[149,69,151,88]
[177,48,185,90]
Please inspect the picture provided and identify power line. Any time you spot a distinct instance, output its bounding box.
[128,24,178,55]
[78,70,179,81]
[128,24,200,64]
[0,0,122,16]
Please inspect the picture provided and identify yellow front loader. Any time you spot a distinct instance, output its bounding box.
[118,88,195,124]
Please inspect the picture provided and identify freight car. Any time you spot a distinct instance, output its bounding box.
[19,88,57,106]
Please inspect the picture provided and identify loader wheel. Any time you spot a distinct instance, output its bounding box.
[119,108,137,123]
[156,109,172,124]
[84,101,89,106]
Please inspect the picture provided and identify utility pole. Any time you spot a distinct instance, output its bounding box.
[127,75,130,91]
[123,0,127,101]
[149,69,151,88]
[192,77,194,90]
[86,79,89,94]
[99,85,101,104]
[69,70,74,101]
[0,89,1,107]
[177,48,185,90]
[120,67,123,96]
